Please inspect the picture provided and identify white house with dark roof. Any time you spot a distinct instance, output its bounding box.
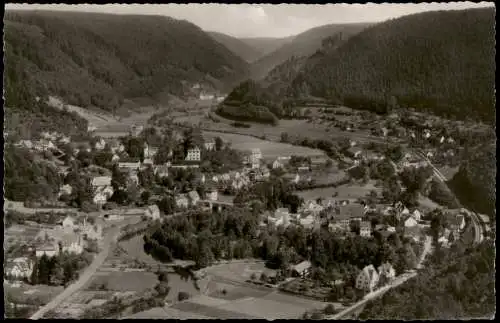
[145,204,161,220]
[356,264,380,293]
[92,176,112,188]
[175,194,189,209]
[377,262,396,285]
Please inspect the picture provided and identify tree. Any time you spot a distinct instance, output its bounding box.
[215,137,224,151]
[260,272,268,282]
[138,166,155,188]
[155,282,171,297]
[111,164,128,191]
[140,190,151,205]
[157,196,175,215]
[177,291,190,301]
[280,132,289,143]
[250,273,257,280]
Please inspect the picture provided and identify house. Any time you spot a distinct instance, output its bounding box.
[104,213,124,221]
[62,216,78,229]
[58,184,73,197]
[145,205,161,220]
[81,219,103,241]
[185,146,201,162]
[360,221,372,237]
[119,162,141,170]
[35,242,59,258]
[143,144,158,159]
[204,141,215,151]
[333,204,365,228]
[94,138,106,150]
[5,257,35,280]
[411,209,422,222]
[59,136,71,144]
[297,166,310,172]
[206,185,218,201]
[92,176,112,188]
[187,190,200,206]
[93,186,114,206]
[142,158,154,166]
[129,172,139,185]
[250,148,262,162]
[283,173,300,184]
[301,200,324,215]
[275,207,290,220]
[88,124,97,132]
[154,164,169,178]
[175,194,189,209]
[290,261,312,278]
[349,140,357,147]
[130,125,144,137]
[347,146,363,159]
[299,214,315,228]
[61,235,84,255]
[449,213,466,231]
[356,265,380,293]
[377,263,396,285]
[112,154,121,162]
[272,159,283,169]
[404,216,418,228]
[199,93,215,100]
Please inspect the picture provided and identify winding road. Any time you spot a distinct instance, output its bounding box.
[29,219,135,320]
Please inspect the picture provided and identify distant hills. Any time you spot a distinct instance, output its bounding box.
[4,10,251,114]
[250,23,371,80]
[239,36,295,59]
[222,8,495,124]
[208,31,265,63]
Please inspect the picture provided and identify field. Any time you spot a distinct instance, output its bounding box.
[202,131,326,159]
[296,180,381,201]
[5,225,41,255]
[84,271,159,293]
[4,282,64,306]
[175,110,386,144]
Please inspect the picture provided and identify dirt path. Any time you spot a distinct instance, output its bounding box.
[29,220,134,320]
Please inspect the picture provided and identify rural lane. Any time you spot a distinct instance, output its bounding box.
[326,235,433,320]
[30,220,133,320]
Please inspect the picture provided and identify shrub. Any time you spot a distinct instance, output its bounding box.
[177,291,190,302]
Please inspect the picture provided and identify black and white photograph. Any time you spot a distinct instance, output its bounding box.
[3,2,495,320]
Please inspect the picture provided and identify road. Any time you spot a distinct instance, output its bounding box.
[326,235,433,320]
[414,150,483,244]
[29,219,135,320]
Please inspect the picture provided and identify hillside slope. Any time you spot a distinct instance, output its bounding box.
[238,36,295,58]
[208,31,264,63]
[250,23,371,80]
[359,240,495,320]
[4,10,250,113]
[290,8,495,122]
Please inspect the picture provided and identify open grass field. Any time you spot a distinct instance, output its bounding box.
[296,180,381,201]
[83,271,158,293]
[4,282,64,306]
[175,110,386,144]
[202,131,326,159]
[203,261,274,283]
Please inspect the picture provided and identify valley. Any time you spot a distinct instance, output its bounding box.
[3,4,495,321]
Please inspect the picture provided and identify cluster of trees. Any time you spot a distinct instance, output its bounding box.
[217,103,279,126]
[4,145,63,202]
[234,178,304,212]
[359,240,495,319]
[4,10,249,113]
[144,205,421,284]
[30,252,93,286]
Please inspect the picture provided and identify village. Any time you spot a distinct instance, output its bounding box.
[4,103,488,320]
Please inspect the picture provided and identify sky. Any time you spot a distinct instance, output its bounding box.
[5,2,495,38]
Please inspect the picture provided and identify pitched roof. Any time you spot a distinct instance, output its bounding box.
[187,190,200,201]
[92,176,112,187]
[292,260,312,273]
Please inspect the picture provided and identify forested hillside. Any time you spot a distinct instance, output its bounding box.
[359,240,495,320]
[209,31,264,63]
[250,23,370,80]
[4,10,250,113]
[290,8,495,122]
[449,141,496,218]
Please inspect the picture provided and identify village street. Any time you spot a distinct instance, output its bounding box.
[29,217,138,320]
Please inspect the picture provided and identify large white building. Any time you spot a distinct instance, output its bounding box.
[185,146,201,162]
[356,264,380,293]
